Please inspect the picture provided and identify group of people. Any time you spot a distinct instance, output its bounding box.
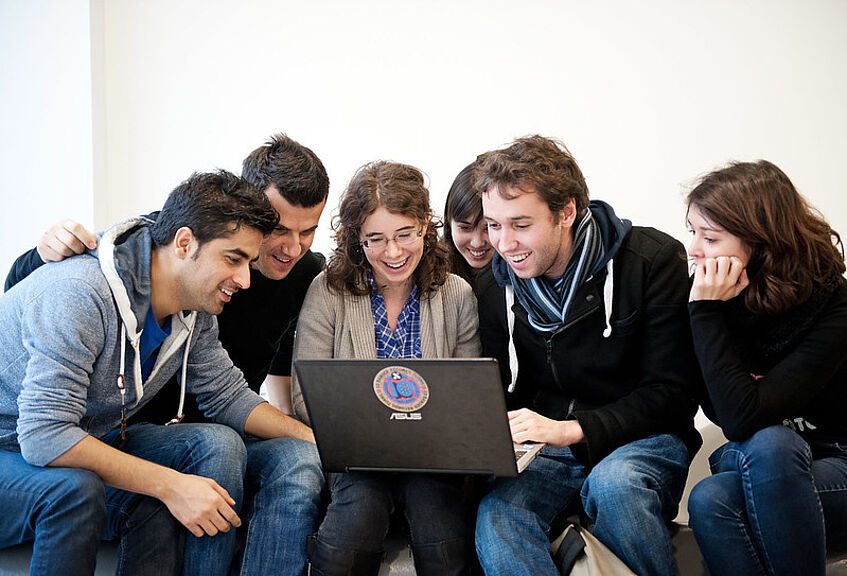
[0,133,844,576]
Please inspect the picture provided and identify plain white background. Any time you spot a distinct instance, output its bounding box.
[1,0,846,524]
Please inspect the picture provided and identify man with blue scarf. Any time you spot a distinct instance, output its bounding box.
[473,136,702,576]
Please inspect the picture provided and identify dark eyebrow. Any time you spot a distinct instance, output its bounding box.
[227,248,251,260]
[687,219,722,232]
[363,225,415,237]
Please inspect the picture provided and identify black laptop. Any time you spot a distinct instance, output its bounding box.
[294,358,542,477]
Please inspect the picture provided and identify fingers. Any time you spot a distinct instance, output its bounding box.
[691,256,748,301]
[37,219,97,262]
[209,478,237,508]
[202,479,241,530]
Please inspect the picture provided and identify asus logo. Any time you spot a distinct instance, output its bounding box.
[389,412,422,420]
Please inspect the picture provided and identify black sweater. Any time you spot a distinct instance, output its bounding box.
[689,276,847,443]
[5,245,324,424]
[476,226,702,467]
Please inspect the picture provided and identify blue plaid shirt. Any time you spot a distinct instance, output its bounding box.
[369,272,421,359]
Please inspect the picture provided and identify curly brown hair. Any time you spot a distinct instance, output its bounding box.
[687,160,845,315]
[325,161,450,297]
[474,135,589,219]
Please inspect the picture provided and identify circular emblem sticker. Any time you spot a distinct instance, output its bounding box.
[373,366,429,412]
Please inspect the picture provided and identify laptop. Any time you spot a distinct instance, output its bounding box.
[294,358,543,477]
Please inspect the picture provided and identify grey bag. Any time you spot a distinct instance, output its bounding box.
[550,524,636,576]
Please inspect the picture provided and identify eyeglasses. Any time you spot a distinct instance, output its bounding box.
[360,228,423,251]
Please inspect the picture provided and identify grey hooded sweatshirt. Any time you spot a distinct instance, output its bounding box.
[0,217,263,466]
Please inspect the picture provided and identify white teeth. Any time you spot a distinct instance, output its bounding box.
[275,256,291,264]
[508,253,530,263]
[469,249,488,257]
[385,258,408,269]
[221,289,233,296]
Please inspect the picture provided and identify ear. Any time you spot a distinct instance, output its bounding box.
[559,198,577,228]
[173,226,196,260]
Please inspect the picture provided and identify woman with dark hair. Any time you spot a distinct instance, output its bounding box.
[685,160,847,576]
[443,162,494,283]
[291,161,480,576]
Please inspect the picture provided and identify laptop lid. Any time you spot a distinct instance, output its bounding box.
[294,358,519,477]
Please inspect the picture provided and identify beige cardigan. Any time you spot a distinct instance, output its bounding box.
[291,271,481,423]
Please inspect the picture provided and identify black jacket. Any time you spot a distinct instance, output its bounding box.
[690,275,847,443]
[476,226,702,467]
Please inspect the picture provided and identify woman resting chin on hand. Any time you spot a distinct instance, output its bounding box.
[684,160,847,576]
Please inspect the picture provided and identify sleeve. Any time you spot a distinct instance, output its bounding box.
[573,238,702,465]
[451,276,481,358]
[5,248,44,292]
[16,278,108,466]
[475,270,517,400]
[267,250,326,377]
[689,297,847,441]
[290,275,338,425]
[184,314,264,432]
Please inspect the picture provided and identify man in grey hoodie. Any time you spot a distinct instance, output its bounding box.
[0,171,316,576]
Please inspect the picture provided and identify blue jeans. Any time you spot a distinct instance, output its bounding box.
[309,472,474,576]
[475,433,690,576]
[688,426,847,576]
[0,422,246,576]
[102,422,247,576]
[234,436,324,576]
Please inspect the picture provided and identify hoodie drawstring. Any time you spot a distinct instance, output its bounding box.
[166,321,194,426]
[505,286,518,393]
[504,258,615,395]
[602,259,614,338]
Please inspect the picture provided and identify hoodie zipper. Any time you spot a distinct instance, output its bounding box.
[542,303,599,412]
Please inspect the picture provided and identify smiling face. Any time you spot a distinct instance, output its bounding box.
[253,186,325,280]
[360,206,426,291]
[450,212,493,269]
[687,204,750,267]
[179,225,264,315]
[483,185,576,279]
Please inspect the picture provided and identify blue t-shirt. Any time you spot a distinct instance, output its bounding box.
[139,306,172,381]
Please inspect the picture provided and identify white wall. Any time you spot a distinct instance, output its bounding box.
[0,0,94,283]
[2,0,845,270]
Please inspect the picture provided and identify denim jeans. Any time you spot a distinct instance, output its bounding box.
[233,436,324,576]
[688,425,847,576]
[309,471,474,576]
[475,433,690,576]
[102,422,247,576]
[0,422,246,576]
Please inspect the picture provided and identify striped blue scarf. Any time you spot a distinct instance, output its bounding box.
[504,209,605,332]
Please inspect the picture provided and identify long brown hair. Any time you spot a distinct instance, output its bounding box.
[687,160,844,315]
[325,161,450,297]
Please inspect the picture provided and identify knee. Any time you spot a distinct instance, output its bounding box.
[584,460,650,505]
[744,425,809,466]
[267,439,324,492]
[188,424,247,470]
[475,493,516,546]
[181,424,247,498]
[687,477,722,531]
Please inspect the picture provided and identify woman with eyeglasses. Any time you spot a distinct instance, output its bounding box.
[291,161,480,576]
[685,160,847,575]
